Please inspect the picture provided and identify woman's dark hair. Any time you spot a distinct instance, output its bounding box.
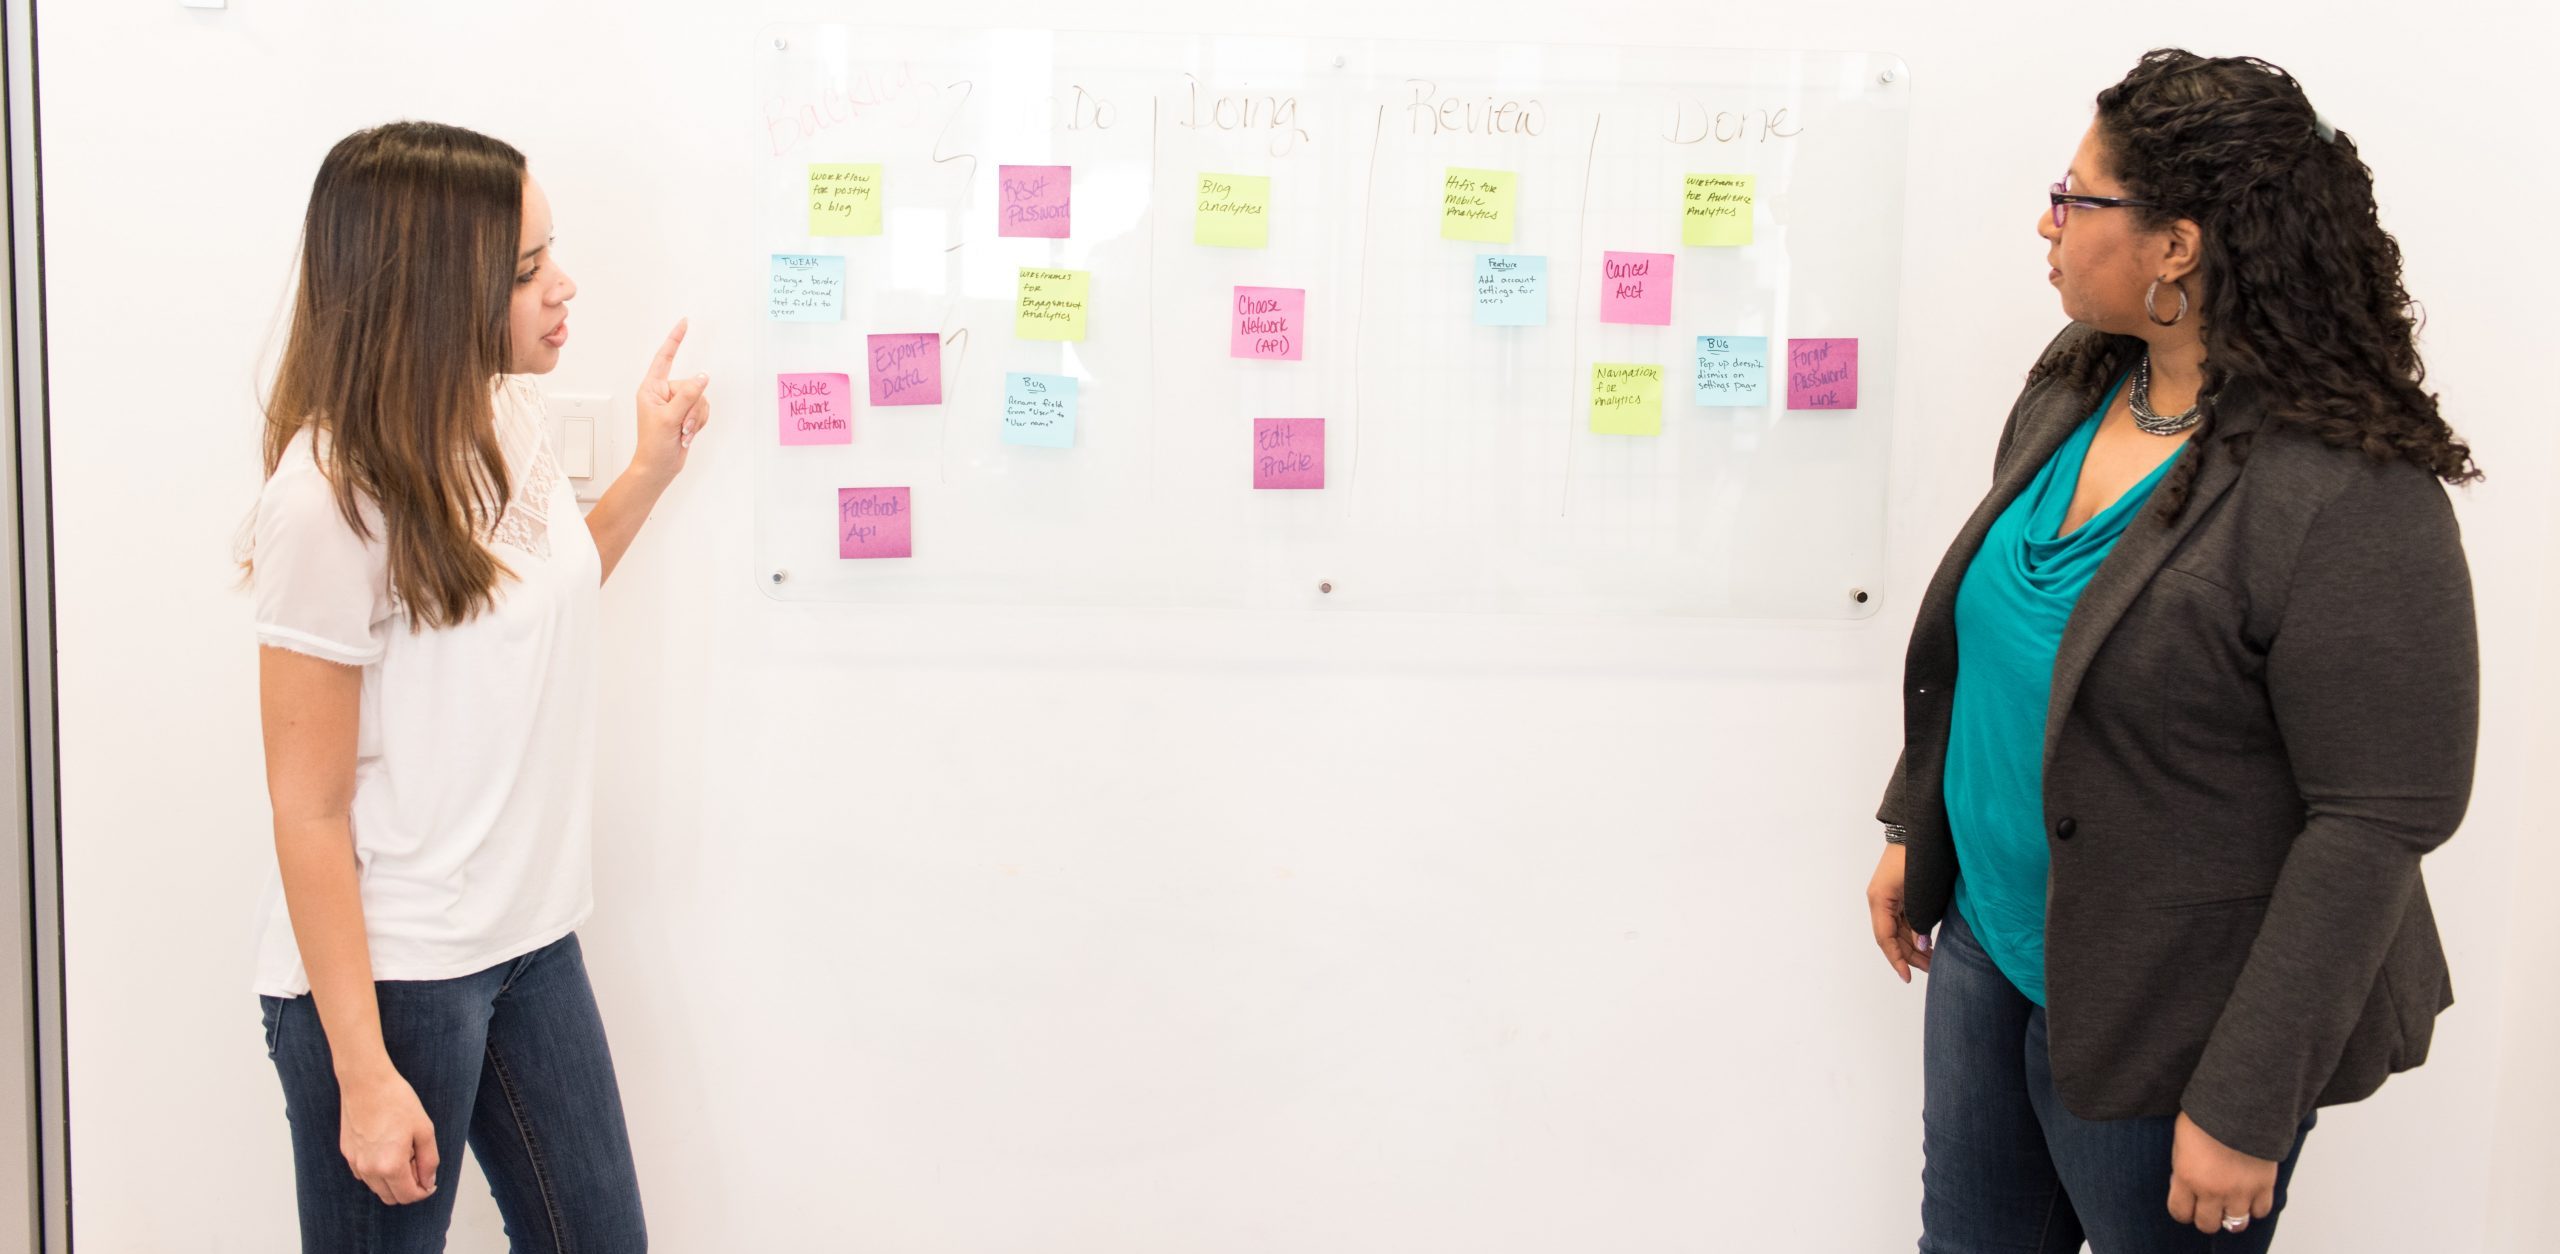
[257,121,527,627]
[2037,49,2479,517]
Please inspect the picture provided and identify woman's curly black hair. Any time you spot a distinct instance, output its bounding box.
[2034,49,2480,518]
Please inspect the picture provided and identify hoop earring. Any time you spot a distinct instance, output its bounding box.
[2146,277,2189,327]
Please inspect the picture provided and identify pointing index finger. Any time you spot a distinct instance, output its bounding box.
[646,318,690,385]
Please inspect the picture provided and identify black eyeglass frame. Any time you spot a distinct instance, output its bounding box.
[2049,180,2158,229]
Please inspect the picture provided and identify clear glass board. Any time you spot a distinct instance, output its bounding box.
[754,26,1908,616]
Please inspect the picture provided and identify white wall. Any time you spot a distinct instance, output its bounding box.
[39,1,2557,1250]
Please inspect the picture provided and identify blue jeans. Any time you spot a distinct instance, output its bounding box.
[1921,907,2312,1253]
[259,933,646,1252]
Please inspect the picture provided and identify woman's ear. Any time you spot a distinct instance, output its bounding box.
[2159,217,2205,284]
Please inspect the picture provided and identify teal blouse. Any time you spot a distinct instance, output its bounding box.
[1944,377,2179,1005]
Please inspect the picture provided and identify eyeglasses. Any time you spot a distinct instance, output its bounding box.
[2049,178,2156,229]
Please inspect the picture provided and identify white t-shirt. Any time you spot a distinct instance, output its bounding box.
[249,377,599,997]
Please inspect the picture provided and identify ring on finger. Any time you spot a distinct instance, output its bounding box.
[2221,1214,2250,1233]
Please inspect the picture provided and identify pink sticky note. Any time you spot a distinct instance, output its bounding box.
[776,372,852,445]
[1254,419,1325,489]
[1786,338,1860,410]
[997,165,1072,239]
[838,487,912,559]
[1599,251,1674,325]
[867,333,942,406]
[1231,286,1305,361]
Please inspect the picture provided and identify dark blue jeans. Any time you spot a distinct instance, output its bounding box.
[1921,907,2313,1253]
[259,933,646,1253]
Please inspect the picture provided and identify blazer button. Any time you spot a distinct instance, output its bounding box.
[2055,818,2078,841]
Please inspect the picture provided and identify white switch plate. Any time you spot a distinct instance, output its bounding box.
[543,392,615,503]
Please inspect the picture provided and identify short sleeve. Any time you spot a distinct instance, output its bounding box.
[252,444,391,666]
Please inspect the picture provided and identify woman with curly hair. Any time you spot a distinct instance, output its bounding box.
[1863,50,2479,1250]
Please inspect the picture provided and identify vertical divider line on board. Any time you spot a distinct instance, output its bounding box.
[1559,111,1601,517]
[1349,100,1385,489]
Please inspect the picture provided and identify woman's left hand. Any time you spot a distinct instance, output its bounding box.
[2167,1112,2279,1235]
[630,318,711,486]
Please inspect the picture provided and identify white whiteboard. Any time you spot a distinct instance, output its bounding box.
[753,26,1909,617]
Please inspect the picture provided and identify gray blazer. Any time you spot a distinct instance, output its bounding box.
[1877,323,2477,1161]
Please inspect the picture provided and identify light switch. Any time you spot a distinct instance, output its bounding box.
[560,416,596,478]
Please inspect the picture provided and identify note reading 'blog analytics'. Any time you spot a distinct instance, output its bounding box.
[777,372,852,445]
[1590,363,1664,436]
[868,333,943,407]
[838,487,911,559]
[1196,173,1270,248]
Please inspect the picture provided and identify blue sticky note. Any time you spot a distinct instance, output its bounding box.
[1696,335,1770,406]
[1474,254,1547,326]
[769,253,846,322]
[1002,372,1078,448]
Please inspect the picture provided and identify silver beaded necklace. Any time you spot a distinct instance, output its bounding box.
[2128,352,2203,436]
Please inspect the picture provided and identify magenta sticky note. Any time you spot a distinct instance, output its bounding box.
[1231,286,1305,361]
[997,165,1071,239]
[1599,251,1674,325]
[776,372,852,445]
[1786,338,1860,410]
[838,487,912,559]
[1253,419,1324,489]
[867,333,942,406]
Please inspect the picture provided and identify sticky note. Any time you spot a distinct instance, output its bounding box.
[1682,174,1755,246]
[808,164,883,236]
[1196,173,1270,248]
[777,372,853,445]
[1787,338,1859,410]
[1475,254,1547,326]
[867,333,943,406]
[1253,419,1325,489]
[1695,337,1769,406]
[1599,251,1673,325]
[769,254,846,322]
[838,487,912,559]
[1002,372,1078,448]
[1590,364,1664,436]
[1442,167,1517,243]
[997,165,1071,238]
[1016,268,1090,341]
[1231,286,1305,361]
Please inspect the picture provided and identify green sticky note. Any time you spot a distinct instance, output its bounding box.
[1683,174,1754,246]
[1195,172,1270,248]
[1016,268,1090,341]
[810,163,884,236]
[1441,167,1517,243]
[1590,363,1664,436]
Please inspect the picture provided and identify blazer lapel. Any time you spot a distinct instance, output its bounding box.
[1907,365,2101,677]
[2039,387,2267,771]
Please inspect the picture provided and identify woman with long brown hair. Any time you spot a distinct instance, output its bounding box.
[1864,51,2477,1249]
[249,120,709,1249]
